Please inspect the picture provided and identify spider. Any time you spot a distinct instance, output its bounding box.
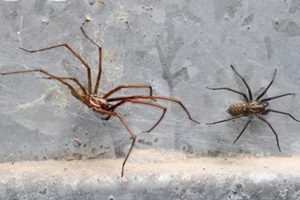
[206,65,299,152]
[0,27,199,177]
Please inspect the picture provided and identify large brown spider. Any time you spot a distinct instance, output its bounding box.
[0,27,199,177]
[206,65,299,152]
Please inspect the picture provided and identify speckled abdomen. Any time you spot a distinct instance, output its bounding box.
[227,101,250,116]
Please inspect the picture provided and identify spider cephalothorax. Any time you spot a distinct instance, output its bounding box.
[207,65,299,151]
[89,95,110,109]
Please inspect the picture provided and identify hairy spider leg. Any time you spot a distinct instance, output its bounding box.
[256,69,277,101]
[104,99,167,132]
[233,115,253,144]
[206,87,249,102]
[91,107,135,177]
[103,85,153,99]
[0,69,89,104]
[205,115,244,125]
[80,27,102,94]
[231,65,253,101]
[263,109,300,122]
[260,93,300,122]
[255,114,281,152]
[107,95,200,124]
[20,43,93,95]
[205,114,255,146]
[47,77,154,101]
[80,27,155,99]
[91,85,154,121]
[81,27,155,99]
[261,93,295,102]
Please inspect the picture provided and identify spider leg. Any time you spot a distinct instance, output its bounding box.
[90,109,132,174]
[256,69,277,101]
[102,114,113,121]
[106,95,200,124]
[206,115,244,125]
[261,93,295,102]
[262,109,300,122]
[0,69,88,104]
[231,65,253,101]
[104,99,166,132]
[255,114,281,152]
[206,87,249,102]
[20,43,93,94]
[233,115,253,144]
[103,85,153,99]
[92,107,136,177]
[80,27,102,95]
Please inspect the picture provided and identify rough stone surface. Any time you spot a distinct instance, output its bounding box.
[1,154,300,199]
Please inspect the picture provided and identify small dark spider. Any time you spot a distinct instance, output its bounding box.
[0,27,199,177]
[206,65,299,152]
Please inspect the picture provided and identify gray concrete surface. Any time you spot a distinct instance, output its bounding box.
[1,154,300,200]
[0,0,300,199]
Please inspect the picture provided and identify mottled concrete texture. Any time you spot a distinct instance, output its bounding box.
[1,155,300,200]
[0,0,300,199]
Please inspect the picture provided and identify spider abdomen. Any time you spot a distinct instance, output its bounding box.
[227,101,250,116]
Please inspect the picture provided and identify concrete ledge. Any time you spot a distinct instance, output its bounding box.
[1,152,300,199]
